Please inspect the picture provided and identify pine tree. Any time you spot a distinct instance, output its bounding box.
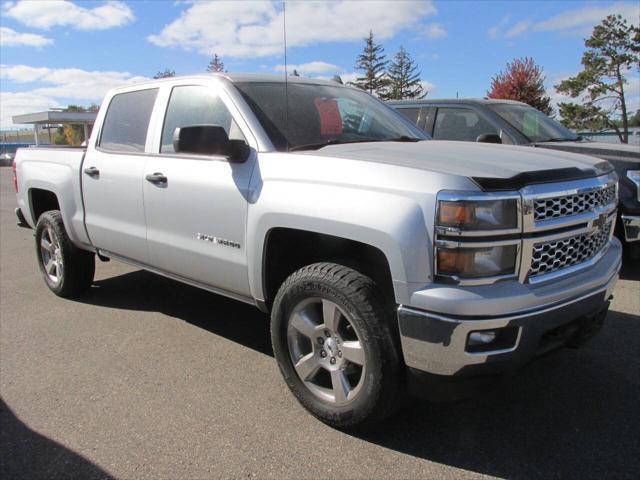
[207,53,225,72]
[556,15,640,143]
[352,30,388,95]
[381,46,425,100]
[488,57,552,115]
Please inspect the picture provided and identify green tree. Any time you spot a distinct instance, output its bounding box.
[628,109,640,127]
[558,103,607,131]
[381,46,425,100]
[207,53,225,72]
[352,30,388,95]
[556,14,640,143]
[153,69,175,79]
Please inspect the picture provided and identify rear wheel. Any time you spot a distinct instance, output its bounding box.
[35,211,95,298]
[271,262,402,429]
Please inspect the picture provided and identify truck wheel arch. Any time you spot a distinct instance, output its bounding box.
[29,188,60,224]
[260,227,397,310]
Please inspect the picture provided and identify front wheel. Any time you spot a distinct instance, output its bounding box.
[271,263,403,429]
[35,211,95,298]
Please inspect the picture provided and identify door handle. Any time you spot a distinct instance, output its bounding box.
[145,172,168,184]
[83,166,99,177]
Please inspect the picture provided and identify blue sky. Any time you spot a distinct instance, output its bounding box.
[1,0,638,127]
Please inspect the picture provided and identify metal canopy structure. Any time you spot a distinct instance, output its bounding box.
[11,110,98,146]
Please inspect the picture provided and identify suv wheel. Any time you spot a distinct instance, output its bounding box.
[271,263,402,429]
[35,211,95,298]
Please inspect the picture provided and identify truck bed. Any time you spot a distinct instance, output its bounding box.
[14,146,91,247]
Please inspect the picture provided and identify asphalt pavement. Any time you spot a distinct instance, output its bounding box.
[1,167,638,479]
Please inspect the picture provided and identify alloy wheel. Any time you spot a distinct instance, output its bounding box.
[287,297,366,405]
[40,226,63,284]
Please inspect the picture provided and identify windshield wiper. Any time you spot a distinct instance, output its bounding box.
[386,135,421,142]
[289,136,422,152]
[289,138,371,152]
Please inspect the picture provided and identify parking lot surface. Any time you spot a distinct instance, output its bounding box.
[1,167,639,479]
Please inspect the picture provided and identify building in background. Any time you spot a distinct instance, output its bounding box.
[9,110,98,146]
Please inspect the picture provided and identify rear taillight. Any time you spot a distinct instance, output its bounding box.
[12,160,18,193]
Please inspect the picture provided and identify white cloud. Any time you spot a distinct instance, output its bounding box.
[534,2,639,34]
[420,80,436,95]
[1,64,149,127]
[274,61,340,74]
[0,92,60,129]
[313,71,357,83]
[488,14,510,39]
[420,23,447,39]
[340,72,358,84]
[3,0,135,31]
[491,2,639,39]
[313,73,436,97]
[505,20,531,39]
[149,0,437,58]
[0,65,52,83]
[0,27,53,47]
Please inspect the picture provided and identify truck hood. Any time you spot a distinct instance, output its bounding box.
[307,140,610,190]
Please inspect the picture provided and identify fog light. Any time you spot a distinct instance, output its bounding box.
[468,331,497,345]
[466,327,519,353]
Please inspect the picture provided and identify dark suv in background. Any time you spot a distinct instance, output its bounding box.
[390,98,640,259]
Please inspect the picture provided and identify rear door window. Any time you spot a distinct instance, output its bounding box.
[433,107,498,141]
[99,89,158,152]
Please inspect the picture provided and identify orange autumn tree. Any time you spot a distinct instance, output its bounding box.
[488,57,552,115]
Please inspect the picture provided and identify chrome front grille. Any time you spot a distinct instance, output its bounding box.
[533,184,616,222]
[529,221,612,278]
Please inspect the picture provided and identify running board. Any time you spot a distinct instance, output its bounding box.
[97,250,259,308]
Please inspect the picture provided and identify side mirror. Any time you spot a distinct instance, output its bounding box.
[476,133,502,144]
[173,125,250,163]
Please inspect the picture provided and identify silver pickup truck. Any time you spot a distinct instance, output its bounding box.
[14,74,621,429]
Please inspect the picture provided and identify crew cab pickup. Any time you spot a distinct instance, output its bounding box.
[390,98,640,259]
[14,75,622,429]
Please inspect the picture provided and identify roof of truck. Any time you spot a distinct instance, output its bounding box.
[387,98,528,106]
[111,73,348,92]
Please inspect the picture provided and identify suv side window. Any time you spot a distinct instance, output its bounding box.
[161,85,245,154]
[99,88,158,152]
[396,107,421,124]
[433,107,499,141]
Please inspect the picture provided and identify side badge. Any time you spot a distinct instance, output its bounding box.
[197,233,241,249]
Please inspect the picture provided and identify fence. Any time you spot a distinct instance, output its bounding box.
[577,128,640,146]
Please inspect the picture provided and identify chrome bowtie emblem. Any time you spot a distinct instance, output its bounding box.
[592,212,607,231]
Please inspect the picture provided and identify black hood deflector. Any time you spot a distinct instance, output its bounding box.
[472,163,614,191]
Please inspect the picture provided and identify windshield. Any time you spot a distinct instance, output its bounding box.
[489,104,579,143]
[234,82,427,151]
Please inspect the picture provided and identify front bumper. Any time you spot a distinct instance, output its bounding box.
[398,243,621,377]
[621,215,640,242]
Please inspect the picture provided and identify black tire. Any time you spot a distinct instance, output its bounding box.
[271,262,403,430]
[35,210,95,298]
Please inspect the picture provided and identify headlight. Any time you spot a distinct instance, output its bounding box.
[435,192,521,282]
[436,244,518,278]
[437,198,518,231]
[627,170,640,202]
